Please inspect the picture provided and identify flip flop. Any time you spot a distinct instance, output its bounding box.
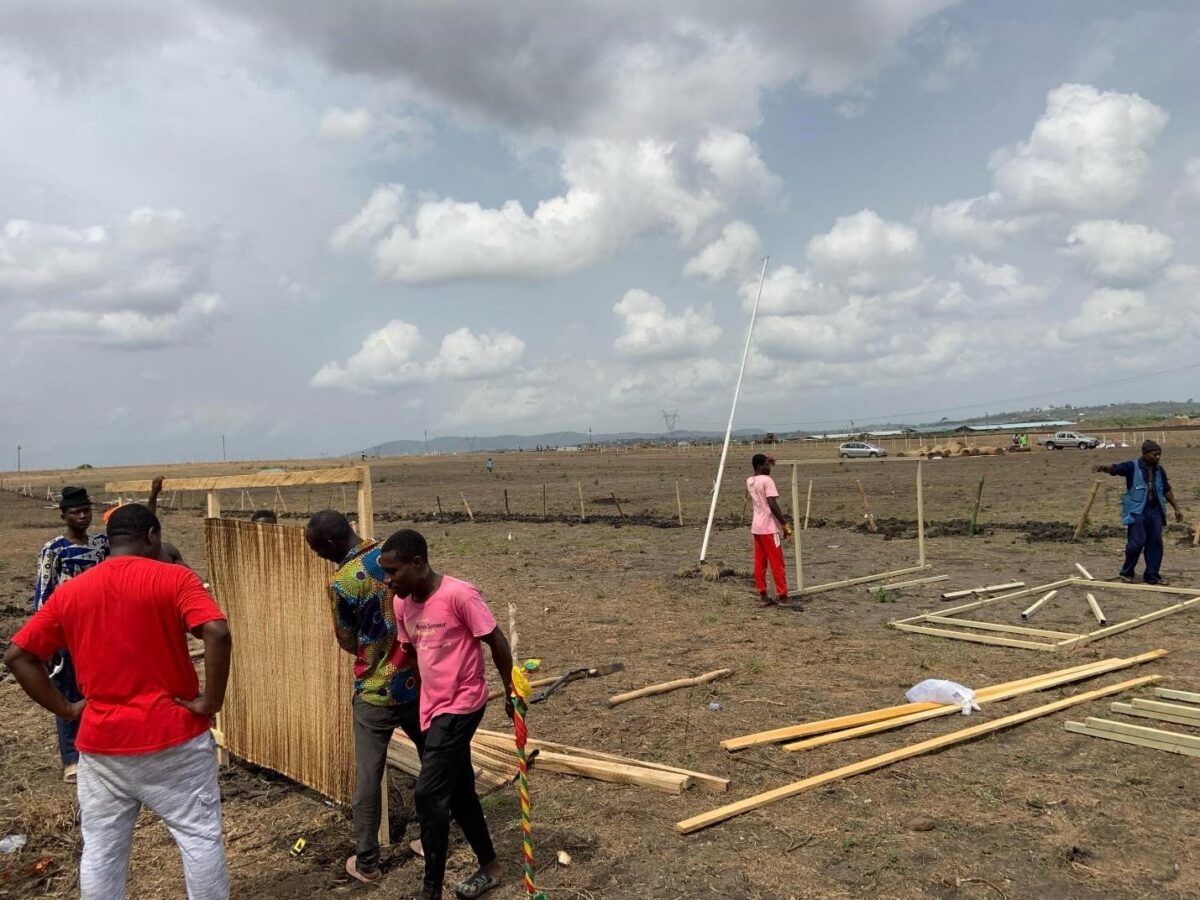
[345,855,382,885]
[410,838,425,858]
[455,870,501,899]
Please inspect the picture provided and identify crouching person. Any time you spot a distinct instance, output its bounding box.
[4,504,231,900]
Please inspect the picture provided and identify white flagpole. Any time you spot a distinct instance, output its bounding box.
[700,256,768,562]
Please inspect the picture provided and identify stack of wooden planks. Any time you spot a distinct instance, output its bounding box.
[675,650,1165,834]
[388,728,729,796]
[1067,686,1200,758]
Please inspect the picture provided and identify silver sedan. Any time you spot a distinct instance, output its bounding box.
[838,441,888,459]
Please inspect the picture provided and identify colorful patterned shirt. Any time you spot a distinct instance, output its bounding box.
[32,534,110,612]
[327,540,419,707]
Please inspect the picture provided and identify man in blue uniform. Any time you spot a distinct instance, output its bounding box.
[1095,440,1185,585]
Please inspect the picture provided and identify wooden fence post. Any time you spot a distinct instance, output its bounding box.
[504,489,510,516]
[611,492,626,518]
[675,480,684,526]
[461,492,474,522]
[916,461,926,567]
[803,479,813,530]
[578,483,586,521]
[969,475,985,536]
[206,490,221,519]
[1074,479,1103,541]
[856,480,878,533]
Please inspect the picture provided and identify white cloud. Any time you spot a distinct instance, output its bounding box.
[1063,219,1173,285]
[697,130,783,203]
[683,220,762,283]
[334,138,724,282]
[920,32,978,93]
[311,321,526,392]
[1056,288,1170,347]
[17,292,223,349]
[0,207,222,347]
[918,194,1039,251]
[806,209,921,291]
[318,106,374,140]
[989,83,1168,214]
[954,254,1046,305]
[739,265,843,315]
[612,289,720,359]
[439,382,553,427]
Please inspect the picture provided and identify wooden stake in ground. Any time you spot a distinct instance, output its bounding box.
[969,474,985,536]
[856,479,878,533]
[461,492,475,522]
[436,495,444,522]
[542,484,547,519]
[803,479,813,530]
[916,461,926,566]
[1021,589,1057,620]
[611,492,626,518]
[791,466,803,591]
[578,483,586,521]
[1074,480,1103,540]
[676,674,1160,834]
[607,669,732,708]
[504,489,510,517]
[676,480,684,526]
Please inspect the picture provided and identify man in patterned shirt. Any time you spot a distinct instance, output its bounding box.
[305,509,421,884]
[33,486,109,781]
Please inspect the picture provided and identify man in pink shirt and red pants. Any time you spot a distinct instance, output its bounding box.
[380,528,513,900]
[746,453,795,608]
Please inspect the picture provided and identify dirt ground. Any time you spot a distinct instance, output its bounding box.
[3,442,1200,899]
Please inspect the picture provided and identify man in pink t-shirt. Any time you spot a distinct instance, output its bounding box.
[746,453,794,607]
[379,528,513,900]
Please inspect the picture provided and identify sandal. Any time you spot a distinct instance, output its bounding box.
[455,870,501,899]
[345,855,382,885]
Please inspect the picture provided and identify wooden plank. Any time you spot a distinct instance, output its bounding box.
[355,467,374,539]
[894,579,1075,624]
[791,465,802,592]
[107,465,369,492]
[781,653,1162,752]
[473,729,729,792]
[1085,580,1200,596]
[916,460,926,566]
[1086,592,1106,625]
[1129,698,1200,721]
[941,582,1026,600]
[1082,717,1200,749]
[532,750,691,794]
[1057,596,1200,647]
[791,564,931,598]
[1155,688,1200,704]
[803,478,813,531]
[608,669,732,708]
[206,490,221,520]
[891,622,1060,651]
[1073,480,1102,540]
[919,616,1080,640]
[1066,722,1200,758]
[1021,589,1057,620]
[1076,563,1095,580]
[869,575,951,592]
[1110,701,1200,729]
[720,659,1110,751]
[676,675,1159,833]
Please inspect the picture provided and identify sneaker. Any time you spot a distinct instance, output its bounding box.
[63,763,78,783]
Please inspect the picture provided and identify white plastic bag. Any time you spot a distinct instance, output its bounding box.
[905,679,980,715]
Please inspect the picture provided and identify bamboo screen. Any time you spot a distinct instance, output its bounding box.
[205,518,355,803]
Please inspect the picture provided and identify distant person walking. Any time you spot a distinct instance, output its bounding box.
[746,454,794,608]
[1095,440,1185,585]
[32,486,110,781]
[304,510,421,885]
[5,504,232,899]
[485,458,494,475]
[380,528,511,900]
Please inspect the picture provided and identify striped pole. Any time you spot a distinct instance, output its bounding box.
[508,605,547,899]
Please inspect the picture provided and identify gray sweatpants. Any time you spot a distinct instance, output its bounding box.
[77,731,228,900]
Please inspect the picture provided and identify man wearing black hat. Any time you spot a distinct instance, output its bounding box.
[1095,440,1185,585]
[32,486,110,781]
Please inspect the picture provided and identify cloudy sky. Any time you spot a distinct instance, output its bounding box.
[3,1,1200,468]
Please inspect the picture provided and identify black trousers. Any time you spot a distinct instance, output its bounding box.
[351,697,423,870]
[414,706,496,892]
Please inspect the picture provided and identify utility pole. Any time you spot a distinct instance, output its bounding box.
[221,434,227,461]
[16,444,21,473]
[424,429,429,455]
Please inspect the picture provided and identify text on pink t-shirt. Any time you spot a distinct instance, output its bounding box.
[394,575,498,732]
[746,474,781,535]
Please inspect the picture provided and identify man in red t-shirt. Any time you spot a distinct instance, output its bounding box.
[4,504,232,900]
[380,528,513,900]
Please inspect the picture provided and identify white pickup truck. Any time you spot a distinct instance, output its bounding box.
[1038,431,1099,450]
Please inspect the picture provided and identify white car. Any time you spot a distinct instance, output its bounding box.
[839,441,888,459]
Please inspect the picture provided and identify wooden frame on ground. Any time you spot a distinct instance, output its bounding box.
[891,576,1200,651]
[773,458,929,596]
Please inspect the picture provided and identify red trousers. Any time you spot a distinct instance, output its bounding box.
[752,532,788,596]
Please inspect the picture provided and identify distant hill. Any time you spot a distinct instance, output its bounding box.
[360,429,767,456]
